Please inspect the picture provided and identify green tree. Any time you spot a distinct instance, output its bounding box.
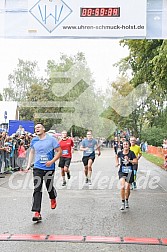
[115,39,167,139]
[151,40,167,92]
[3,59,39,101]
[102,76,145,137]
[119,39,163,88]
[45,53,103,136]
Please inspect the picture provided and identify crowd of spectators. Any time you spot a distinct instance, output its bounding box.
[0,130,33,177]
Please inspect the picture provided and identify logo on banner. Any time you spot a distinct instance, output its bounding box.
[29,0,72,33]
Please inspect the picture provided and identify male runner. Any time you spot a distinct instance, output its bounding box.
[80,130,101,185]
[58,130,74,186]
[26,123,62,221]
[130,136,142,189]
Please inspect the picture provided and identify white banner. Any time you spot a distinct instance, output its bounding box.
[0,0,147,38]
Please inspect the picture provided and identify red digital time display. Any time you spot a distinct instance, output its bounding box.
[80,7,120,17]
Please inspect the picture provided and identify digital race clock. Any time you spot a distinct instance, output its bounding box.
[80,7,120,17]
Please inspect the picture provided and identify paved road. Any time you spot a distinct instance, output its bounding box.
[0,148,167,252]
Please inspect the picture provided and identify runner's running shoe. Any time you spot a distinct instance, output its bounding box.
[120,202,125,210]
[88,179,92,185]
[67,172,71,179]
[32,212,42,221]
[133,181,137,189]
[130,183,134,190]
[125,201,129,208]
[62,181,66,186]
[51,199,57,209]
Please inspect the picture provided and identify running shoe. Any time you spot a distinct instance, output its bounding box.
[85,178,88,183]
[0,173,5,178]
[88,179,92,185]
[133,181,137,189]
[62,181,66,186]
[32,212,42,221]
[51,199,57,209]
[120,202,125,210]
[67,172,71,179]
[125,201,129,208]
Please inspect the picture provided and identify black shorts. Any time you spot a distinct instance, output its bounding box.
[118,171,134,184]
[82,155,95,166]
[58,157,71,168]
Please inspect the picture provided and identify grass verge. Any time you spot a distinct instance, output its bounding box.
[142,152,164,168]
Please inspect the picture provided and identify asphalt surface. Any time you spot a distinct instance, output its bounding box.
[0,148,167,252]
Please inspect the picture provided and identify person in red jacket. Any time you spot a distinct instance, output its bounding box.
[58,131,74,186]
[17,141,26,171]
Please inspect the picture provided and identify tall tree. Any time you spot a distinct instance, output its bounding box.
[116,39,167,130]
[151,40,167,93]
[3,59,39,101]
[45,53,104,136]
[119,39,163,88]
[102,76,145,137]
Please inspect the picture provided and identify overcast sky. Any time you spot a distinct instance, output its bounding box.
[0,39,129,93]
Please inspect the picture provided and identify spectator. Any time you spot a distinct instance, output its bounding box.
[0,134,5,177]
[24,134,31,150]
[17,141,26,171]
[141,141,148,152]
[162,139,167,149]
[113,137,119,154]
[16,125,25,136]
[136,137,141,146]
[144,141,148,152]
[4,137,13,172]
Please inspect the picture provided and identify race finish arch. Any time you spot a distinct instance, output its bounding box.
[0,0,166,39]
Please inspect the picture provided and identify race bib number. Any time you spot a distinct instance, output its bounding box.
[40,155,49,163]
[62,150,68,155]
[86,148,93,154]
[122,166,132,173]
